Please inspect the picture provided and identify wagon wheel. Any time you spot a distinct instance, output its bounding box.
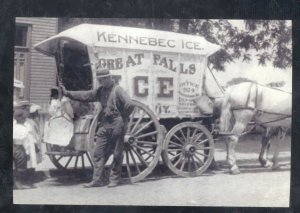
[45,143,93,170]
[162,122,215,177]
[88,100,164,183]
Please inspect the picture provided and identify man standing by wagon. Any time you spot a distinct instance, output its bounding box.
[62,68,134,188]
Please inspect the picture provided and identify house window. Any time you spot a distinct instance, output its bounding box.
[15,25,28,47]
[14,24,31,99]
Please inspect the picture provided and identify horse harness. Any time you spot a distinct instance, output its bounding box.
[231,83,291,127]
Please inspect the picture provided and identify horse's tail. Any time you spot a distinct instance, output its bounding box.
[220,91,233,133]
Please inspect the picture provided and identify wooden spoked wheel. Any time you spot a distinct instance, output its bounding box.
[45,143,93,170]
[162,122,215,177]
[88,100,164,183]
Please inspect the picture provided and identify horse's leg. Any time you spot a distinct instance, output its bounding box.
[272,128,286,170]
[226,110,254,175]
[225,135,240,174]
[259,128,272,168]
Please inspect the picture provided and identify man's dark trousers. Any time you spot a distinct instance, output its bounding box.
[92,116,125,184]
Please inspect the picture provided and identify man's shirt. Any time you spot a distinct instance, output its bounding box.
[64,82,134,123]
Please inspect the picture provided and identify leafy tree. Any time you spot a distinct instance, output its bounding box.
[177,19,292,71]
[59,18,292,71]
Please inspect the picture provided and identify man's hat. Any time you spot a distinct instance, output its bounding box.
[14,100,31,108]
[19,100,30,106]
[51,86,60,90]
[30,103,41,113]
[96,68,111,78]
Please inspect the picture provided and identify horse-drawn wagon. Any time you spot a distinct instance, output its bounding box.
[34,24,224,182]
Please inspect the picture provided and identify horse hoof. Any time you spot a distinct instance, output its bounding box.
[230,169,240,175]
[261,161,272,168]
[272,165,281,171]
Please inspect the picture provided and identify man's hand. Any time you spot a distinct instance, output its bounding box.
[59,83,67,95]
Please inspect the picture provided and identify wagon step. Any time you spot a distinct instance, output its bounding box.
[45,151,85,156]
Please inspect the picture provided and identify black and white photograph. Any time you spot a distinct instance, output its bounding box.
[12,18,291,206]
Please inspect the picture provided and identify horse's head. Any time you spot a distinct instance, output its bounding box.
[193,95,214,116]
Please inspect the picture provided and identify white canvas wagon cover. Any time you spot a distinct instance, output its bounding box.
[34,24,220,56]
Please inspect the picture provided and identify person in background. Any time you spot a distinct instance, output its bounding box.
[13,102,36,189]
[22,103,35,170]
[43,87,74,150]
[26,104,43,172]
[48,87,61,117]
[61,68,134,188]
[48,87,74,119]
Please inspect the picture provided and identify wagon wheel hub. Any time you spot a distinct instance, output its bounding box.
[124,134,136,145]
[184,144,196,155]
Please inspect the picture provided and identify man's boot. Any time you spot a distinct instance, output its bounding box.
[107,181,118,188]
[19,170,36,188]
[208,159,221,170]
[13,172,32,190]
[25,169,37,188]
[83,180,106,188]
[14,180,31,190]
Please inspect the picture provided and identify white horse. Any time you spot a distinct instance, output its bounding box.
[218,82,291,174]
[194,80,291,174]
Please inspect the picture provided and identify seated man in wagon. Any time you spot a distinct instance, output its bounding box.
[61,68,135,188]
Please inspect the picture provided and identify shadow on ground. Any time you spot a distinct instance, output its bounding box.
[216,133,291,154]
[30,133,291,186]
[31,155,290,187]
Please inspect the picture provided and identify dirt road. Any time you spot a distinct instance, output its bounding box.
[13,134,291,206]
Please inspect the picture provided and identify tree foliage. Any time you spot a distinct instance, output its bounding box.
[177,19,292,71]
[59,18,292,71]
